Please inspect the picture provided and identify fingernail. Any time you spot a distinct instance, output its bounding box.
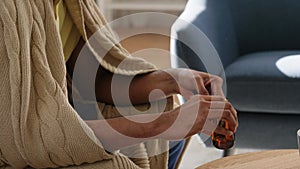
[227,131,234,136]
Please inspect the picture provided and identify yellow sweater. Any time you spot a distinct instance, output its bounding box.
[0,0,171,168]
[54,0,81,62]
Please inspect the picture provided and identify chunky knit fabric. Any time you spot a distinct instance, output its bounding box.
[0,0,171,168]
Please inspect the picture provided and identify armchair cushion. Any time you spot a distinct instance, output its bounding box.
[225,51,300,114]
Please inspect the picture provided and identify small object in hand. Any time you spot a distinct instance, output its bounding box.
[212,120,235,150]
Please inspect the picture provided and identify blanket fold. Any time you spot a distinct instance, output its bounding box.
[0,0,170,168]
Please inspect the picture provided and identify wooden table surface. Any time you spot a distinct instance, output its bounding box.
[197,149,300,169]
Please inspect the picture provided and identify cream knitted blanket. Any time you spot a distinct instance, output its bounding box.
[0,0,171,168]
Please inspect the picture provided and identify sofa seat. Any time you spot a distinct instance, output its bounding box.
[225,51,300,114]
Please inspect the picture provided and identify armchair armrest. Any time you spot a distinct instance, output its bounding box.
[171,0,239,74]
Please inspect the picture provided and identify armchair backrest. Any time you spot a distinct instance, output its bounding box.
[229,0,300,55]
[171,0,239,71]
[172,0,300,71]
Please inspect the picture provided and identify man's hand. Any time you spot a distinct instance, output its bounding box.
[96,67,224,105]
[164,68,224,99]
[156,95,238,141]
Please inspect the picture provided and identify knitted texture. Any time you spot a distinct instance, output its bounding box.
[64,0,158,75]
[0,0,169,168]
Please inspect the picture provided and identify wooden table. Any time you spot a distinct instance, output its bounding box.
[197,149,300,169]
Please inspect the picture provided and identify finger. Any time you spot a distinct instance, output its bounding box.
[207,109,238,132]
[200,95,227,102]
[201,119,234,136]
[212,125,234,136]
[222,110,238,132]
[204,100,229,109]
[198,71,210,80]
[201,96,238,120]
[209,101,236,116]
[180,95,224,111]
[185,95,227,109]
[201,118,219,135]
[210,110,237,132]
[179,87,194,100]
[229,105,238,122]
[194,76,209,95]
[211,83,224,97]
[205,76,224,97]
[221,100,238,121]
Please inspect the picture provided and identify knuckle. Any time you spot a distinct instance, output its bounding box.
[201,103,210,110]
[201,100,210,106]
[195,76,203,82]
[226,102,233,108]
[224,110,230,117]
[213,76,223,84]
[215,76,223,82]
[198,95,204,100]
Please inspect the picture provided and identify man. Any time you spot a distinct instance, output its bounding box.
[0,0,237,168]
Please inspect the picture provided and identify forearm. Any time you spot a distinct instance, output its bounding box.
[95,68,177,105]
[129,70,176,104]
[85,110,177,151]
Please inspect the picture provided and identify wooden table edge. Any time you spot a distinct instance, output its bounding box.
[196,149,300,169]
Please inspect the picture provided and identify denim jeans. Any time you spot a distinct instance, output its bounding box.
[168,140,185,169]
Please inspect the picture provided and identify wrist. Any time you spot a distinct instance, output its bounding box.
[155,69,179,96]
[151,109,179,140]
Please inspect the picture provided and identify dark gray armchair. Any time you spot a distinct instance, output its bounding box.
[171,0,300,150]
